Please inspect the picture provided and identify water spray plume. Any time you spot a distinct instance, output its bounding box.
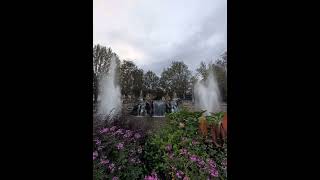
[97,54,122,120]
[194,71,221,115]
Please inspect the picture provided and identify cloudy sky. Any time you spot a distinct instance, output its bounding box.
[93,0,227,75]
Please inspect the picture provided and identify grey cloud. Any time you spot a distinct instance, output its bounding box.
[94,0,227,75]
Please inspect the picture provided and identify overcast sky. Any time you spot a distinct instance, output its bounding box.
[93,0,227,75]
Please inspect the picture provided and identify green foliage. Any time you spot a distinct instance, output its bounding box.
[143,70,160,95]
[93,44,121,104]
[144,110,227,180]
[93,162,105,180]
[93,44,227,102]
[159,61,191,98]
[206,112,225,126]
[93,44,121,79]
[119,60,144,97]
[196,61,209,80]
[93,126,146,180]
[93,111,227,180]
[195,51,227,102]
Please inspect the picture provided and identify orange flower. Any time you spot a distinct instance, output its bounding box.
[198,114,208,136]
[222,112,227,133]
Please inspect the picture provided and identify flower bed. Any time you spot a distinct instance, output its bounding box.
[93,125,147,180]
[144,110,227,180]
[93,110,227,180]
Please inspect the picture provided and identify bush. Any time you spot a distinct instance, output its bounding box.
[93,109,227,180]
[93,125,147,180]
[144,109,227,180]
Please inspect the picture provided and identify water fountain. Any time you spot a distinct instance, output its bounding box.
[170,100,178,113]
[138,90,143,102]
[172,92,176,99]
[153,100,166,117]
[131,93,180,117]
[97,54,122,120]
[194,71,221,115]
[136,90,145,116]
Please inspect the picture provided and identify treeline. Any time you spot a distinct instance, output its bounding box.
[93,44,227,103]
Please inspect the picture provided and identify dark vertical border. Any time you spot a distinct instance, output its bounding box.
[227,0,318,179]
[2,0,94,179]
[228,0,276,178]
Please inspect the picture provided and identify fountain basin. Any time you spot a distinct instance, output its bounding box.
[130,99,180,117]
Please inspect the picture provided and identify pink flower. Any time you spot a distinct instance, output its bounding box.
[190,155,198,162]
[192,140,200,145]
[179,149,188,155]
[144,171,159,180]
[109,163,115,173]
[144,176,158,180]
[99,128,109,134]
[93,151,98,160]
[94,139,101,145]
[176,170,184,179]
[112,177,119,180]
[93,151,98,156]
[137,146,143,154]
[222,158,227,166]
[209,168,219,177]
[165,144,172,152]
[100,159,109,165]
[134,133,141,139]
[207,159,216,168]
[124,130,133,138]
[197,160,206,167]
[115,129,124,135]
[109,163,115,169]
[110,126,117,132]
[116,142,124,150]
[183,176,190,180]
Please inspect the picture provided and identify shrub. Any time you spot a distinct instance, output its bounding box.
[93,125,147,180]
[93,109,227,179]
[144,109,227,180]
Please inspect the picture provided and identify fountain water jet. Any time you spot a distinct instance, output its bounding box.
[97,54,122,120]
[153,100,166,117]
[194,71,221,115]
